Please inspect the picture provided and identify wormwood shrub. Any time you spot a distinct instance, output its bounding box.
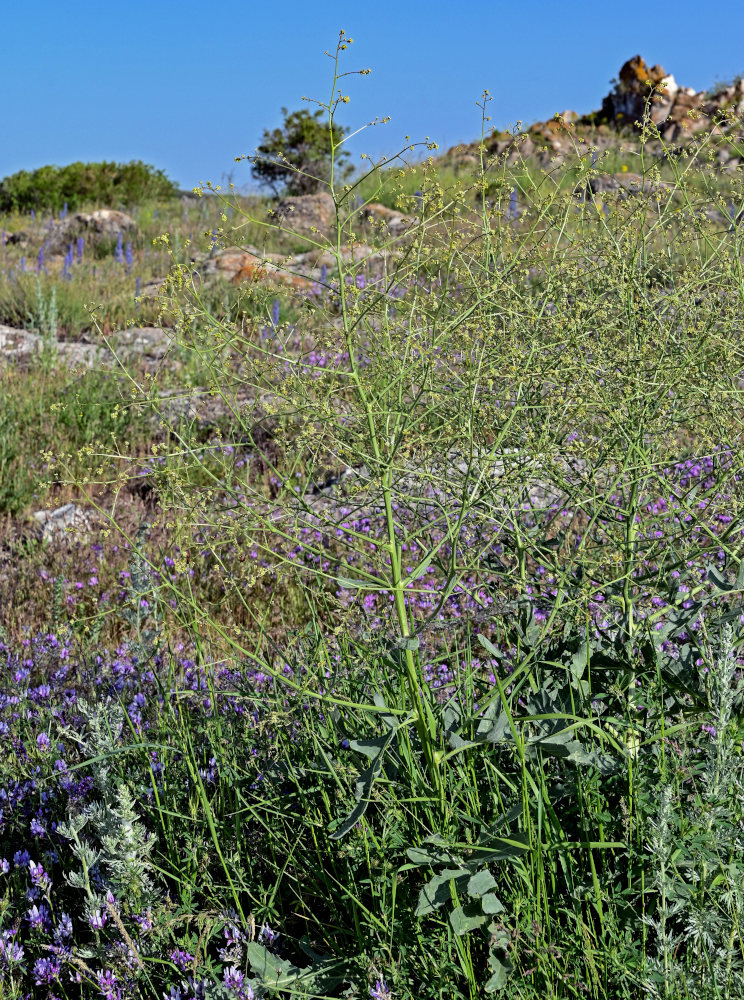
[48,30,744,999]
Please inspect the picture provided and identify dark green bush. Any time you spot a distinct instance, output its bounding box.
[251,106,352,195]
[0,160,178,214]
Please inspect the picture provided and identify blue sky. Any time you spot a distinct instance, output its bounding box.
[4,1,744,190]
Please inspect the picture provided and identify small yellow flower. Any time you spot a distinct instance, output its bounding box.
[621,164,629,172]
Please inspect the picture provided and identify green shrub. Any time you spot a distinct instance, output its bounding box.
[251,105,352,196]
[0,159,178,214]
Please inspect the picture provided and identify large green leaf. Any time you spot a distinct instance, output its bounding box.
[450,901,489,935]
[481,892,504,914]
[467,867,497,897]
[485,950,514,992]
[415,867,470,917]
[330,697,402,840]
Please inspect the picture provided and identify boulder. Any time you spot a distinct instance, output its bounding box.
[33,503,91,544]
[0,324,41,363]
[0,323,171,372]
[203,242,393,291]
[359,202,415,237]
[666,89,708,135]
[45,209,136,255]
[601,55,671,127]
[4,230,28,247]
[270,192,336,235]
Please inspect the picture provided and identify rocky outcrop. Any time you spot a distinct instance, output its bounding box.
[0,323,170,371]
[446,56,744,166]
[45,208,136,255]
[600,56,677,127]
[586,172,672,198]
[33,503,91,543]
[599,56,744,139]
[359,202,415,237]
[201,242,394,290]
[269,192,336,235]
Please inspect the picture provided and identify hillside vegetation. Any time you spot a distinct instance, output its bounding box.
[1,35,744,1000]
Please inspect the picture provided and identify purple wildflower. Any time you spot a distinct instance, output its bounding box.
[30,817,46,837]
[29,859,51,891]
[223,966,254,998]
[54,912,73,941]
[0,930,24,965]
[34,955,61,983]
[27,902,51,930]
[171,948,194,971]
[97,968,122,1000]
[258,924,278,948]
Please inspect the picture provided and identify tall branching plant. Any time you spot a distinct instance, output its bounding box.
[70,33,744,997]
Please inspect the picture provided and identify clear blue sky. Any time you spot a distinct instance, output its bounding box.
[4,0,744,190]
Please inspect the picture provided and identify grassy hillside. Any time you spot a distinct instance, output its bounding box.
[1,38,744,1000]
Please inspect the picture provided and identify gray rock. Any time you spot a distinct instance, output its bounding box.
[0,324,42,363]
[585,172,671,200]
[46,209,136,255]
[33,503,91,543]
[0,323,171,371]
[359,203,416,237]
[270,192,336,235]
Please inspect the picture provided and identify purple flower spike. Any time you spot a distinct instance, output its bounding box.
[97,968,122,1000]
[0,930,24,964]
[224,966,254,998]
[34,956,61,984]
[171,948,194,971]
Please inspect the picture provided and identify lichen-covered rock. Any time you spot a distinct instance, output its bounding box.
[0,324,171,372]
[600,55,677,127]
[0,324,42,363]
